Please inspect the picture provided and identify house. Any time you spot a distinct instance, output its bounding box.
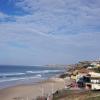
[77,72,100,90]
[89,72,100,77]
[89,72,100,90]
[71,68,91,81]
[70,68,91,88]
[91,60,100,68]
[76,68,90,82]
[70,67,100,90]
[77,75,91,89]
[91,77,100,90]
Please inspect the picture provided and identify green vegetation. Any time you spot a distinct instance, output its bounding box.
[86,96,100,100]
[93,67,100,73]
[59,73,69,78]
[52,90,100,100]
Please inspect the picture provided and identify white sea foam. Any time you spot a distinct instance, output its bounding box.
[0,74,42,83]
[0,72,25,77]
[0,70,61,83]
[26,70,61,74]
[0,70,61,77]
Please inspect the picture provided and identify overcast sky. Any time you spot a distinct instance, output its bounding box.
[0,0,100,65]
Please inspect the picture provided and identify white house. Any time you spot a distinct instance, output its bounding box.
[91,60,100,67]
[89,72,100,77]
[91,77,100,90]
[89,72,100,90]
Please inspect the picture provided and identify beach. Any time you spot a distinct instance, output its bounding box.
[0,78,65,100]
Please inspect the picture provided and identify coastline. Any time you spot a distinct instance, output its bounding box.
[0,77,65,100]
[0,67,66,100]
[0,65,65,90]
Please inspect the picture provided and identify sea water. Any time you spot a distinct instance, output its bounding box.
[0,65,64,89]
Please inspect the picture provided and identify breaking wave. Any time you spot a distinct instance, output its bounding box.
[0,70,61,83]
[0,74,42,83]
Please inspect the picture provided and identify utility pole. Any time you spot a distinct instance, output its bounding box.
[26,96,28,100]
[64,80,66,88]
[41,86,44,96]
[51,83,54,94]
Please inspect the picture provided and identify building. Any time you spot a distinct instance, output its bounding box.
[71,68,90,80]
[76,68,90,82]
[90,77,100,90]
[90,72,100,90]
[77,72,100,90]
[91,60,100,68]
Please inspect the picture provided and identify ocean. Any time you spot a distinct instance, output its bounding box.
[0,65,64,89]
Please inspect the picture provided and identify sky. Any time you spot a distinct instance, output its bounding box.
[0,0,100,65]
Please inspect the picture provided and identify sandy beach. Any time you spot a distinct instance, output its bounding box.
[0,78,65,100]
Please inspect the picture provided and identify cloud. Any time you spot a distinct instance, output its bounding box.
[0,20,100,65]
[0,0,100,65]
[13,0,100,34]
[1,0,100,34]
[0,12,8,18]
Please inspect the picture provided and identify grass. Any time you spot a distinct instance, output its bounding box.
[53,90,100,100]
[86,96,100,100]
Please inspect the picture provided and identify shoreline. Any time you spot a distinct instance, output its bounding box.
[0,69,66,100]
[0,72,63,90]
[0,77,65,100]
